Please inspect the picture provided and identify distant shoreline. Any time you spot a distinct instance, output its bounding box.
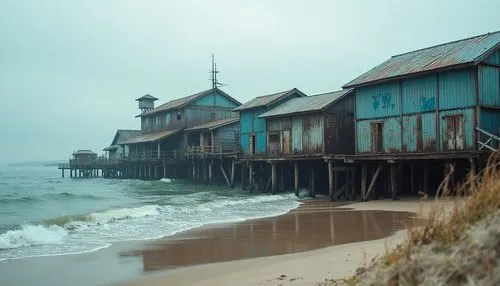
[6,161,66,167]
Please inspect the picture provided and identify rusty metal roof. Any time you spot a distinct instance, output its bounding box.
[102,145,118,151]
[138,88,241,117]
[103,130,142,150]
[121,129,183,144]
[135,94,158,101]
[232,88,307,111]
[185,117,239,132]
[259,89,353,118]
[344,31,500,88]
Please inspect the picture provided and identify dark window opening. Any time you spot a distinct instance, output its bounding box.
[249,134,256,155]
[268,132,280,143]
[176,111,182,120]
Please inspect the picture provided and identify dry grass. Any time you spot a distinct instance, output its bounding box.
[327,152,500,286]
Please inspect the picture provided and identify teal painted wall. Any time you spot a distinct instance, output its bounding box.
[356,82,401,120]
[438,68,476,109]
[479,65,500,106]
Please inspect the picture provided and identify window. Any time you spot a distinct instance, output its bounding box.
[444,115,464,150]
[371,122,383,152]
[210,111,216,121]
[268,132,280,143]
[176,111,182,120]
[165,113,171,125]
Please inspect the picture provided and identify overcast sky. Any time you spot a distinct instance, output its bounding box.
[1,0,499,163]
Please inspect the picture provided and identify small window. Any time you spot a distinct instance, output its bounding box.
[268,132,280,143]
[176,111,182,120]
[371,122,383,152]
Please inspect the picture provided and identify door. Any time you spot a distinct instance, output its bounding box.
[445,115,464,150]
[371,122,383,152]
[249,134,256,155]
[282,130,290,155]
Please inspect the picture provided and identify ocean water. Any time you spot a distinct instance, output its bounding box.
[0,164,300,262]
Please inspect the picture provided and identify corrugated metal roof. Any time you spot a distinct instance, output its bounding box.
[138,88,240,117]
[121,129,183,144]
[111,130,142,145]
[185,117,239,132]
[233,88,307,111]
[135,94,158,101]
[259,89,353,118]
[74,150,97,155]
[344,31,500,88]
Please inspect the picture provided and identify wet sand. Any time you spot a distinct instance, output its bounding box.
[118,200,416,273]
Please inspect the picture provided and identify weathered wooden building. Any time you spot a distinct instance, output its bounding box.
[103,129,141,159]
[259,89,354,158]
[119,88,241,180]
[233,88,307,158]
[341,31,500,201]
[254,89,355,197]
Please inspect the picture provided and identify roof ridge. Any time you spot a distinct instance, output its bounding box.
[311,88,353,97]
[392,30,500,58]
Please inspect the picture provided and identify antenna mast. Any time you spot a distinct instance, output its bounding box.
[210,54,226,88]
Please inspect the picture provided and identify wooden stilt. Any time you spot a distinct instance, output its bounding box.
[242,164,247,190]
[390,163,397,200]
[154,166,158,180]
[361,164,367,201]
[248,163,254,193]
[350,169,356,200]
[208,161,213,185]
[469,158,476,177]
[230,160,235,188]
[311,166,316,198]
[279,165,284,192]
[220,163,231,187]
[61,169,65,178]
[328,161,334,200]
[294,161,299,197]
[364,164,383,201]
[344,170,349,200]
[410,164,415,194]
[271,163,277,194]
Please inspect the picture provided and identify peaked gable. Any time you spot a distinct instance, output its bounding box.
[233,88,307,112]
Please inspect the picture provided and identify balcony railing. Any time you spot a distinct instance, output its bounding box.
[122,150,181,161]
[185,145,239,158]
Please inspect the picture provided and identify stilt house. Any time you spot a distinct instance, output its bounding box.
[344,31,500,159]
[233,88,307,158]
[258,89,354,158]
[103,129,141,159]
[122,88,240,161]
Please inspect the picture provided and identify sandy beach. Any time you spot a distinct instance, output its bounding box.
[115,198,451,286]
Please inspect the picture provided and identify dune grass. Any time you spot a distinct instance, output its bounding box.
[324,152,500,286]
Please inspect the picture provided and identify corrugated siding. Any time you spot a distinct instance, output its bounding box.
[292,117,303,153]
[383,117,402,152]
[240,133,249,155]
[324,113,355,154]
[253,110,266,133]
[267,118,291,132]
[184,107,233,128]
[401,75,437,113]
[216,123,239,152]
[240,111,253,134]
[302,114,324,154]
[422,112,438,151]
[439,108,475,151]
[327,95,354,113]
[402,115,417,151]
[438,68,476,109]
[355,82,401,119]
[479,65,500,106]
[255,131,267,155]
[484,49,500,65]
[356,120,371,153]
[480,110,500,149]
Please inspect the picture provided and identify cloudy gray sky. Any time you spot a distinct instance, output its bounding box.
[0,0,499,163]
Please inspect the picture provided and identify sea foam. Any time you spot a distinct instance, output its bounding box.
[0,225,67,249]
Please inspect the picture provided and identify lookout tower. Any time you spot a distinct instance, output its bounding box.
[136,94,158,113]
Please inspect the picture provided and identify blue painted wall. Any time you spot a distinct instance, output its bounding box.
[484,49,500,65]
[356,82,401,120]
[239,109,267,155]
[355,67,480,154]
[479,65,500,106]
[438,68,476,109]
[192,90,239,108]
[480,110,500,149]
[401,75,437,113]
